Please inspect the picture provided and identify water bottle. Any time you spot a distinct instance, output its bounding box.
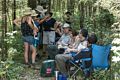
[34,35,39,47]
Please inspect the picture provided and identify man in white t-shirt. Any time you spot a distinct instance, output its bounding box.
[46,23,72,59]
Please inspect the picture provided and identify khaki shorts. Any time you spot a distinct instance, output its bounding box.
[43,31,55,44]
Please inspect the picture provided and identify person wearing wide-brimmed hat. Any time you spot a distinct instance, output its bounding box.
[36,5,47,13]
[35,5,47,21]
[13,8,39,67]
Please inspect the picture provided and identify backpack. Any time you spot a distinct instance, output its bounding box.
[40,60,55,77]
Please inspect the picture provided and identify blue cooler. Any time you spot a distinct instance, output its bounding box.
[58,73,67,80]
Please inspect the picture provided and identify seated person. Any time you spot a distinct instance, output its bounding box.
[57,23,72,49]
[46,23,72,59]
[55,29,89,75]
[73,33,97,60]
[64,29,88,56]
[68,29,78,47]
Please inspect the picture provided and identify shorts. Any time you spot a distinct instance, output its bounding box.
[22,36,34,45]
[43,31,55,44]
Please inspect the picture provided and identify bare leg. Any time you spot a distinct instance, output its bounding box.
[30,45,36,64]
[24,42,29,63]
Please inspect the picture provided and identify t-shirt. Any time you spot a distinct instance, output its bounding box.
[77,40,88,51]
[43,18,56,31]
[57,34,71,48]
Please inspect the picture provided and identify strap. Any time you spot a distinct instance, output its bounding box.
[32,19,38,29]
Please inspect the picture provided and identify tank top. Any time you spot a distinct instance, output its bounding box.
[21,21,33,36]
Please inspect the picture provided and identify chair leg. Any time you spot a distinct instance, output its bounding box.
[69,62,82,78]
[71,68,81,78]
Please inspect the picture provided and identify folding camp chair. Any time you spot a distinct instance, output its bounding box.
[68,48,92,78]
[91,44,112,79]
[68,44,111,79]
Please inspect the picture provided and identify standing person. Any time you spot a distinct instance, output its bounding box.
[42,12,57,56]
[63,11,73,25]
[35,5,48,46]
[13,8,38,67]
[35,5,47,19]
[32,5,49,59]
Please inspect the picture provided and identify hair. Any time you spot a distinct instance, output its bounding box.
[88,33,97,44]
[79,29,88,38]
[70,29,78,37]
[65,11,72,15]
[45,12,53,17]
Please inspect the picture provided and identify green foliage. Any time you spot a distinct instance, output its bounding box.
[5,31,23,55]
[0,61,24,80]
[84,8,114,45]
[92,69,112,80]
[0,31,24,80]
[111,61,120,80]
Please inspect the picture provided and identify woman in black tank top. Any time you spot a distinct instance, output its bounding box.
[14,15,37,67]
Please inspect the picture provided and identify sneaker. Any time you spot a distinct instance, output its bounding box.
[24,62,31,67]
[30,63,36,69]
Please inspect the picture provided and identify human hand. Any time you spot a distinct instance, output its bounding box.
[44,15,49,19]
[64,49,70,54]
[33,29,37,36]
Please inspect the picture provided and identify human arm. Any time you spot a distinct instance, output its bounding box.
[38,15,49,24]
[13,18,21,27]
[27,16,39,32]
[65,41,88,54]
[55,21,63,36]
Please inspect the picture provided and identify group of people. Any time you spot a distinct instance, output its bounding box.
[14,5,98,76]
[13,5,73,67]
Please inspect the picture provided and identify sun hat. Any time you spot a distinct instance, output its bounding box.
[35,5,47,13]
[23,7,32,15]
[31,10,38,16]
[63,23,70,28]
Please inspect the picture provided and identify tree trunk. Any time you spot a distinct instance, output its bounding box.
[1,0,7,61]
[48,0,51,12]
[79,1,84,29]
[67,0,70,11]
[13,0,16,31]
[28,0,37,9]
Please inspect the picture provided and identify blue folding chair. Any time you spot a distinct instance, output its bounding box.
[90,44,112,79]
[68,48,92,78]
[68,44,111,79]
[92,44,111,69]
